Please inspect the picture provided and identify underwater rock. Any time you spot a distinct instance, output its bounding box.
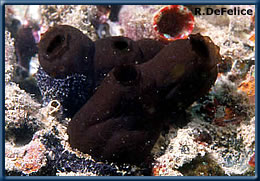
[5,31,16,81]
[5,59,42,145]
[238,75,255,104]
[5,97,132,176]
[228,5,254,33]
[5,82,42,146]
[117,5,164,41]
[5,137,47,175]
[177,153,225,176]
[67,33,221,164]
[155,114,255,176]
[117,5,194,42]
[41,133,122,176]
[40,5,99,41]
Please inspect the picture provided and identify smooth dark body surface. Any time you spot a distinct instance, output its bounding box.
[38,25,95,79]
[37,26,164,118]
[68,34,221,164]
[94,36,164,84]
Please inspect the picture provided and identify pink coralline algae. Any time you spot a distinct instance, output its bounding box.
[248,153,255,167]
[117,5,194,42]
[5,138,47,174]
[153,5,194,42]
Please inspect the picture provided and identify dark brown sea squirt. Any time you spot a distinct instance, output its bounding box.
[36,25,95,117]
[67,33,221,164]
[15,26,38,71]
[36,25,164,118]
[38,25,95,78]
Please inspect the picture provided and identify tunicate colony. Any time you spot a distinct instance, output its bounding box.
[36,24,221,165]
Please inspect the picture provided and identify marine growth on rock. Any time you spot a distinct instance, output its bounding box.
[5,5,255,176]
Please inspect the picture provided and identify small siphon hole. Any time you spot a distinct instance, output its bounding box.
[113,40,129,51]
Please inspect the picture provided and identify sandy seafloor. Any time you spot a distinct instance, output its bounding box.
[5,5,255,176]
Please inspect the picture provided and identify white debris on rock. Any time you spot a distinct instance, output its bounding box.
[155,113,255,176]
[40,5,98,41]
[5,81,41,131]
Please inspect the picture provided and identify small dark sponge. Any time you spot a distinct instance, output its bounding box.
[36,67,95,118]
[67,34,221,164]
[38,25,95,79]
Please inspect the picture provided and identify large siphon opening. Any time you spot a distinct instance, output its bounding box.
[46,35,65,54]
